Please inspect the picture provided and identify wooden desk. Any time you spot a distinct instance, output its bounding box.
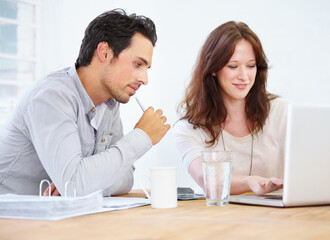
[0,190,329,240]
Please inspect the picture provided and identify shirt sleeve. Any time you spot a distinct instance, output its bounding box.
[23,86,152,196]
[173,120,206,172]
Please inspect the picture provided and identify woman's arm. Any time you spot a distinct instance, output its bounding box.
[188,157,283,195]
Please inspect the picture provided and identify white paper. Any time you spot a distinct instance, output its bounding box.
[0,193,150,221]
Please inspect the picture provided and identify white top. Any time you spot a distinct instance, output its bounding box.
[173,98,290,178]
[91,103,107,130]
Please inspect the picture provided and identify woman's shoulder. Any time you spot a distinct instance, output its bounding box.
[270,97,290,106]
[173,119,207,138]
[173,119,196,133]
[270,97,291,114]
[266,97,291,128]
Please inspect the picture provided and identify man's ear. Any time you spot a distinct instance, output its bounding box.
[96,42,113,62]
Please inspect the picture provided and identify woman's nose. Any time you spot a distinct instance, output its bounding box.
[237,67,248,81]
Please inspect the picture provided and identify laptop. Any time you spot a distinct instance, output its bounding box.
[229,104,330,207]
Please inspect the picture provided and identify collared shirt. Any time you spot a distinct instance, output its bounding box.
[91,103,107,131]
[0,66,152,196]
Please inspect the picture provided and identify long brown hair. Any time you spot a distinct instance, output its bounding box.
[178,21,276,146]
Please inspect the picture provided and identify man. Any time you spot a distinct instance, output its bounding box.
[0,9,170,196]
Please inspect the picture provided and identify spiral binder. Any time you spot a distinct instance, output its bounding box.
[0,180,150,220]
[0,179,103,220]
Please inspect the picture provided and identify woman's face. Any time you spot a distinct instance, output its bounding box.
[213,39,257,104]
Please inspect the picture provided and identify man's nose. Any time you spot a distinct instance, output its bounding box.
[138,70,148,85]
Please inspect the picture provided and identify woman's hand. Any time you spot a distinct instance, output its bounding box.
[188,157,284,196]
[246,176,283,195]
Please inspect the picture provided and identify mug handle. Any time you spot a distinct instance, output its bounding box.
[139,173,151,200]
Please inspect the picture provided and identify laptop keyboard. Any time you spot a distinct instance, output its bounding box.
[264,195,283,200]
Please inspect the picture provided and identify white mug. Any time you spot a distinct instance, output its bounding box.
[140,167,177,209]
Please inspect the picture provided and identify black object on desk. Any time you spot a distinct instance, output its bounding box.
[177,187,205,201]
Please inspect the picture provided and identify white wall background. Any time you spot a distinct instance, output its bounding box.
[40,0,330,192]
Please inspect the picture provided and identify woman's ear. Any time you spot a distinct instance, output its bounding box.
[211,72,217,77]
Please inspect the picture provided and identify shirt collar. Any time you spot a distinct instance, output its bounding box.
[66,65,117,116]
[67,65,94,115]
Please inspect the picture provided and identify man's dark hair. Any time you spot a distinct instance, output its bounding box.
[75,9,157,68]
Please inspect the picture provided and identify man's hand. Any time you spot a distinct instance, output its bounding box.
[134,107,171,145]
[43,182,61,196]
[247,176,283,195]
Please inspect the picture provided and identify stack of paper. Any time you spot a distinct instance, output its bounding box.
[0,192,150,221]
[0,191,103,220]
[102,197,150,210]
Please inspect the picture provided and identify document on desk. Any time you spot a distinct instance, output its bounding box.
[0,193,150,221]
[99,197,150,211]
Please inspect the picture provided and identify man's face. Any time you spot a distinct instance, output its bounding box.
[101,32,153,103]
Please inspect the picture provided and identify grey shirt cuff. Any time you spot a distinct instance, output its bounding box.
[114,128,152,165]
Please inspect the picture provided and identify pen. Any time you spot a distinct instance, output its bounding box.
[134,95,145,112]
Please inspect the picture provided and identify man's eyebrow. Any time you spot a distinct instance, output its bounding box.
[137,57,151,68]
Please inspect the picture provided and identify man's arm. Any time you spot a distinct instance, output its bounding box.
[25,87,168,196]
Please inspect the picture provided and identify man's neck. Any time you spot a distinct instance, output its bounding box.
[77,65,109,106]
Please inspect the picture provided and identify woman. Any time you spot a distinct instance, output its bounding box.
[174,21,288,195]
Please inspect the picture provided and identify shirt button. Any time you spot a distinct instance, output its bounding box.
[91,108,95,113]
[101,138,105,143]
